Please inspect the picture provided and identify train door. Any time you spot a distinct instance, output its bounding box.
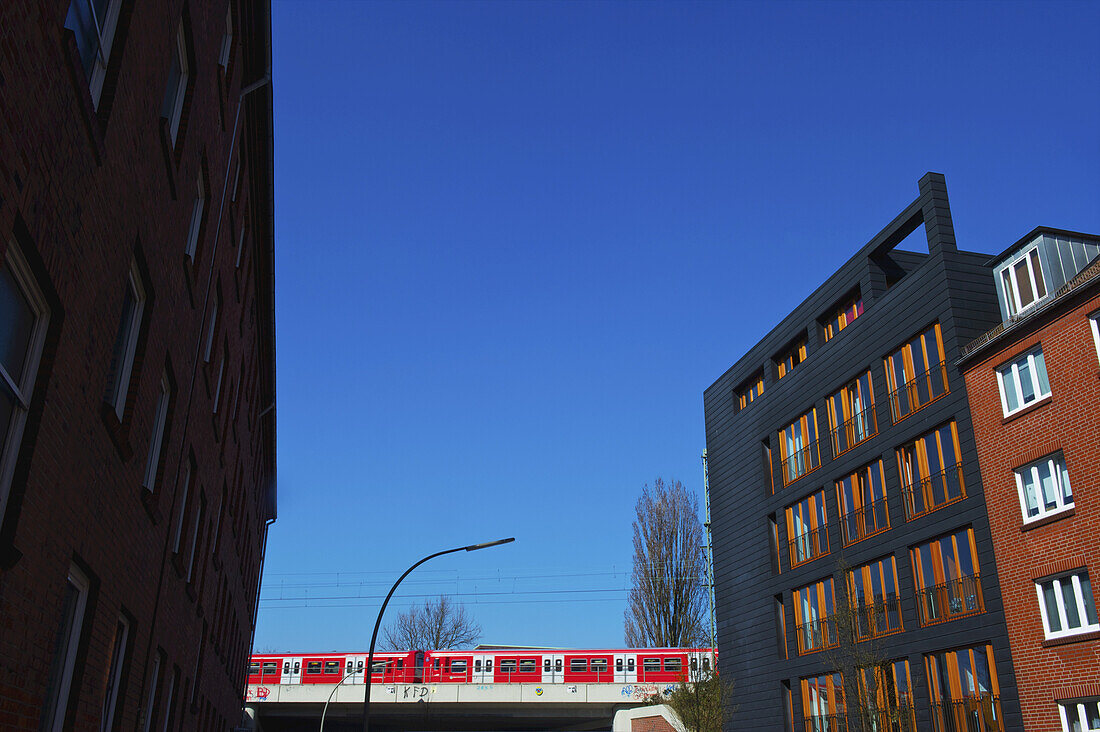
[414,650,425,683]
[282,657,303,684]
[542,654,564,683]
[346,655,367,684]
[614,653,637,683]
[473,654,494,683]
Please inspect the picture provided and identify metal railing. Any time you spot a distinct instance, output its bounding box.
[784,524,830,568]
[781,442,821,485]
[854,595,904,640]
[839,496,889,545]
[902,463,965,520]
[929,695,1003,732]
[863,703,918,732]
[830,404,877,456]
[887,361,949,421]
[916,574,983,626]
[803,713,848,732]
[794,614,838,654]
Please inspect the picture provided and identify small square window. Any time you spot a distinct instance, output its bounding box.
[1016,452,1072,522]
[997,346,1051,416]
[998,246,1047,317]
[1036,570,1099,640]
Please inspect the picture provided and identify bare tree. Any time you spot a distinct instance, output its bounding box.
[382,595,482,650]
[648,668,735,732]
[625,477,708,647]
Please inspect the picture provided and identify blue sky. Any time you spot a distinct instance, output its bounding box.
[255,0,1100,653]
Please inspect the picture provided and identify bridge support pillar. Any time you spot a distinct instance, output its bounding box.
[241,704,264,732]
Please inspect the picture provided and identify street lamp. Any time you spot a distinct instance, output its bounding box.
[360,538,515,732]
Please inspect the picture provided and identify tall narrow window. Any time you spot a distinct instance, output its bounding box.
[999,246,1047,317]
[143,374,171,490]
[213,344,227,414]
[171,459,193,555]
[774,594,787,659]
[997,346,1051,416]
[218,7,233,69]
[897,421,965,520]
[884,323,948,421]
[161,22,189,145]
[0,242,50,526]
[776,338,806,380]
[801,673,845,729]
[63,0,122,108]
[860,659,915,730]
[185,174,205,261]
[826,371,876,456]
[202,289,219,363]
[737,372,765,410]
[1059,698,1100,732]
[822,290,863,342]
[848,556,903,639]
[142,650,164,732]
[1090,312,1100,364]
[784,489,829,567]
[836,461,889,545]
[793,579,836,654]
[925,645,1002,732]
[1016,452,1072,523]
[235,221,248,269]
[160,667,178,732]
[41,564,90,732]
[101,614,130,730]
[763,440,775,495]
[778,408,820,485]
[186,493,205,582]
[911,527,983,626]
[1036,570,1099,640]
[106,260,145,419]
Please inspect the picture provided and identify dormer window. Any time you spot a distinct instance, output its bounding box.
[737,372,765,410]
[998,246,1046,317]
[822,290,863,342]
[776,338,806,380]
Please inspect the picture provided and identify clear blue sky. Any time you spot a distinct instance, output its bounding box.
[255,0,1100,653]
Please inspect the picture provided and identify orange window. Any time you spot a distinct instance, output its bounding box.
[847,556,903,639]
[823,292,863,342]
[897,422,965,520]
[779,409,820,485]
[911,528,984,626]
[860,659,915,729]
[826,371,876,456]
[835,461,889,545]
[776,339,807,380]
[801,673,845,726]
[883,323,948,421]
[764,442,775,495]
[926,645,1002,731]
[785,490,829,567]
[738,372,765,410]
[793,579,836,654]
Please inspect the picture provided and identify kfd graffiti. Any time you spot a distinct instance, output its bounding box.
[400,685,431,700]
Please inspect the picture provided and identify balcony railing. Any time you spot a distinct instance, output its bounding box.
[916,574,983,626]
[794,614,838,654]
[854,595,904,640]
[830,404,877,457]
[781,442,821,485]
[929,695,1003,732]
[839,496,889,545]
[784,524,830,568]
[902,463,965,520]
[887,361,949,421]
[863,703,918,732]
[803,713,848,732]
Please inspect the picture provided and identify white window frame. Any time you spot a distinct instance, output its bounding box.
[166,22,189,145]
[1089,312,1100,365]
[202,289,218,362]
[185,174,204,261]
[43,564,90,732]
[143,374,171,490]
[159,669,176,732]
[1015,453,1073,523]
[100,614,130,731]
[66,0,122,109]
[212,344,226,414]
[1035,571,1100,640]
[1059,697,1100,732]
[218,7,233,69]
[107,261,145,419]
[0,242,50,526]
[141,650,163,732]
[171,461,191,554]
[996,346,1051,417]
[997,244,1047,317]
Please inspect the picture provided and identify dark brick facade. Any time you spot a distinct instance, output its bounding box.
[0,0,274,730]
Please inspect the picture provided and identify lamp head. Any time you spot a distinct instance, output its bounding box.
[465,537,516,551]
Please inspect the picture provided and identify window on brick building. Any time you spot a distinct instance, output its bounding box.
[925,644,1002,732]
[1016,452,1072,523]
[100,614,130,730]
[161,21,190,146]
[793,578,836,654]
[848,556,903,639]
[1059,698,1100,732]
[143,373,171,491]
[836,460,889,545]
[911,528,983,626]
[775,337,806,380]
[1090,312,1100,364]
[998,245,1047,317]
[185,173,206,262]
[997,346,1051,416]
[105,260,145,419]
[801,672,845,730]
[778,408,819,485]
[172,458,193,555]
[1036,570,1100,640]
[142,650,164,732]
[0,242,50,528]
[826,370,876,456]
[63,0,121,109]
[897,422,965,520]
[186,493,205,582]
[41,564,90,732]
[218,6,234,69]
[785,489,829,567]
[822,289,863,342]
[884,322,948,421]
[203,287,219,362]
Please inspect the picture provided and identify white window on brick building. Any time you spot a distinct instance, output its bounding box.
[1015,452,1073,523]
[143,373,171,490]
[1090,311,1100,364]
[105,260,145,419]
[63,0,122,108]
[1060,697,1100,732]
[1036,570,1100,640]
[996,346,1050,416]
[41,564,90,732]
[161,21,190,146]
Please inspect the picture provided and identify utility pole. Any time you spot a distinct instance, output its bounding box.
[701,450,717,667]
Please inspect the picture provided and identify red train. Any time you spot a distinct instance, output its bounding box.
[248,648,715,686]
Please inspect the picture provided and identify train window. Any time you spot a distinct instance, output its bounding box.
[519,659,537,673]
[616,659,623,672]
[347,661,354,673]
[570,659,588,673]
[690,658,698,670]
[555,659,562,672]
[395,660,403,669]
[262,662,277,675]
[591,658,608,672]
[306,661,322,674]
[544,659,551,672]
[451,660,467,674]
[486,660,493,671]
[500,660,516,673]
[371,661,387,674]
[434,659,441,669]
[293,662,301,673]
[703,657,711,671]
[664,658,682,672]
[249,662,260,675]
[643,658,661,672]
[475,660,482,672]
[283,662,290,674]
[325,661,341,675]
[627,658,635,671]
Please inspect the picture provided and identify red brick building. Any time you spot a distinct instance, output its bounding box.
[0,0,274,729]
[960,229,1100,732]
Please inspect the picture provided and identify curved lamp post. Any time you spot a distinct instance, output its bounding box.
[320,667,358,732]
[361,538,515,732]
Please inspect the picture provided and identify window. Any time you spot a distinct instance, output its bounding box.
[912,528,983,626]
[642,658,661,672]
[1016,452,1073,522]
[370,660,387,674]
[143,374,171,490]
[897,422,965,520]
[213,343,227,414]
[826,371,876,455]
[218,7,233,69]
[450,660,467,673]
[997,346,1051,416]
[185,174,206,262]
[794,578,836,654]
[1090,313,1100,364]
[0,242,50,526]
[41,565,90,732]
[776,338,806,380]
[306,661,321,675]
[142,650,164,732]
[763,441,775,495]
[105,260,145,419]
[884,323,948,421]
[1036,570,1099,640]
[235,222,248,269]
[860,659,915,730]
[499,659,517,673]
[801,673,845,730]
[778,408,820,485]
[784,489,829,567]
[203,288,219,362]
[324,661,340,674]
[161,21,189,145]
[737,372,764,410]
[63,0,122,108]
[836,461,889,545]
[774,595,787,659]
[925,644,1002,732]
[1060,698,1100,732]
[159,667,178,732]
[848,556,903,639]
[823,290,863,342]
[171,459,192,554]
[518,659,536,673]
[591,658,608,672]
[999,246,1047,317]
[101,615,130,731]
[185,493,204,582]
[570,659,587,673]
